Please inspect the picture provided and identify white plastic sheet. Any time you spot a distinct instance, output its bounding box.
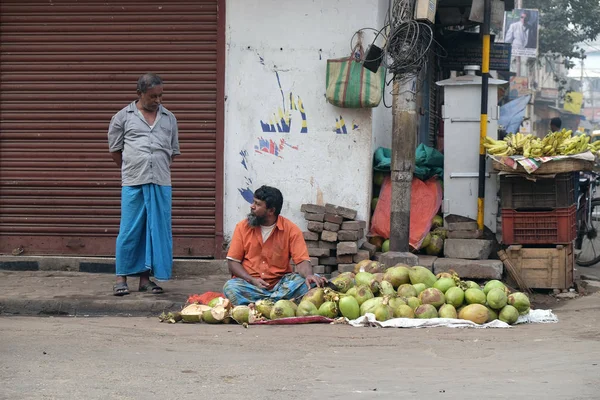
[348,309,558,329]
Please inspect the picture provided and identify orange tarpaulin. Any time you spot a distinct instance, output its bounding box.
[370,176,443,249]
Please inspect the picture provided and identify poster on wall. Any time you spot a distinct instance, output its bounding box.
[509,76,529,99]
[502,8,539,58]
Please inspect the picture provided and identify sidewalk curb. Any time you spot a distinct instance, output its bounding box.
[0,256,228,276]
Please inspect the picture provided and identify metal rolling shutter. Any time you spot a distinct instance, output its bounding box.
[0,1,222,257]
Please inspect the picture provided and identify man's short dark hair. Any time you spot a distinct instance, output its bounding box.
[254,186,283,216]
[137,73,163,93]
[551,117,562,129]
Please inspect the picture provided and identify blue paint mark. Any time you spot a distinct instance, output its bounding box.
[239,188,254,204]
[259,56,265,65]
[260,120,276,132]
[239,150,249,170]
[341,116,348,134]
[353,124,359,130]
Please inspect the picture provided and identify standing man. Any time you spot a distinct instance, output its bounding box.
[108,73,180,296]
[550,117,562,133]
[505,10,531,50]
[224,185,327,305]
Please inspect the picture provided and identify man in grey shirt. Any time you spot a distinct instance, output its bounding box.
[107,73,181,296]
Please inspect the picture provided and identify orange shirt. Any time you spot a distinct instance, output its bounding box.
[226,215,310,289]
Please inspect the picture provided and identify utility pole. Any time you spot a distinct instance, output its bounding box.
[390,77,418,252]
[477,0,491,232]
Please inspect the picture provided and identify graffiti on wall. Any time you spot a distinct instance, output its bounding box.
[237,148,254,204]
[254,137,299,158]
[260,72,308,134]
[335,115,359,134]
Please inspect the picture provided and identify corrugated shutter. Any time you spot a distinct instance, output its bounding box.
[0,0,222,257]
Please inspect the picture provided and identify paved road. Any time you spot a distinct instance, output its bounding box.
[2,292,600,400]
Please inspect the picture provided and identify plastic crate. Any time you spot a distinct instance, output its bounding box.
[500,172,576,210]
[501,205,577,245]
[505,244,573,290]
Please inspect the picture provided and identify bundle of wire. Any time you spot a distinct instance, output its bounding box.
[384,20,435,80]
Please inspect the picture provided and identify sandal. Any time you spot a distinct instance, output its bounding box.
[113,282,130,296]
[139,280,164,294]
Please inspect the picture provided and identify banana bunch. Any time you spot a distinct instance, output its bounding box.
[587,140,600,154]
[557,133,589,155]
[484,136,514,156]
[541,129,572,156]
[486,128,593,158]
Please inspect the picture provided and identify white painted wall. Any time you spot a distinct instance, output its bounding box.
[223,0,384,241]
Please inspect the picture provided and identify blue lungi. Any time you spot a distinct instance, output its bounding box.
[115,184,173,280]
[223,273,315,306]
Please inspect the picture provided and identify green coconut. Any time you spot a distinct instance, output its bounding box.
[346,287,358,298]
[353,285,375,306]
[464,281,481,290]
[318,301,339,318]
[255,299,275,319]
[207,297,223,307]
[486,307,498,322]
[360,297,384,316]
[445,287,465,308]
[371,197,379,211]
[408,266,437,288]
[202,305,228,324]
[379,281,397,297]
[374,304,393,321]
[404,296,422,310]
[355,271,374,287]
[483,280,506,295]
[338,295,360,320]
[432,227,448,240]
[393,304,415,318]
[397,284,418,298]
[458,304,488,324]
[412,283,427,296]
[331,274,355,294]
[383,265,411,288]
[438,304,458,319]
[465,288,487,305]
[499,305,520,325]
[421,233,432,250]
[270,300,296,320]
[507,292,531,315]
[388,297,407,309]
[381,240,390,253]
[425,235,444,256]
[181,304,211,323]
[414,304,438,319]
[302,287,325,308]
[296,300,319,317]
[431,215,444,230]
[433,277,456,294]
[487,288,508,310]
[419,288,446,309]
[231,305,251,324]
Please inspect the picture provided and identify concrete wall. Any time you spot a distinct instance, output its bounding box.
[223,0,384,241]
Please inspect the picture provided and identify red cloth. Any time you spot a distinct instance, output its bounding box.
[187,292,225,305]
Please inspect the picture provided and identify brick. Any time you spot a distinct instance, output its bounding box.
[448,221,478,232]
[309,257,319,266]
[319,256,338,266]
[444,239,493,260]
[338,230,359,241]
[305,240,319,248]
[323,222,340,232]
[313,265,326,274]
[341,220,366,231]
[321,230,338,242]
[336,254,354,264]
[358,228,365,238]
[374,252,383,262]
[325,203,358,220]
[303,231,319,241]
[319,240,337,249]
[337,264,355,273]
[308,247,330,257]
[324,266,333,274]
[307,221,324,233]
[416,255,437,271]
[360,241,377,257]
[433,258,503,280]
[301,204,326,214]
[337,241,358,255]
[447,230,484,239]
[379,251,418,268]
[304,212,325,222]
[353,250,370,263]
[324,213,344,224]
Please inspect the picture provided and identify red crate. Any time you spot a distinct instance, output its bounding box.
[501,205,577,245]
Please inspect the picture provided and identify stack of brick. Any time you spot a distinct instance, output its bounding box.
[301,203,375,276]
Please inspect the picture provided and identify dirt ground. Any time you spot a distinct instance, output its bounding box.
[1,291,600,400]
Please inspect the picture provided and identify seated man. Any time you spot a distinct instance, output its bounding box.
[224,185,327,305]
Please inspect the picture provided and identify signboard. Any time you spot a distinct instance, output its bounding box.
[540,88,559,100]
[564,92,583,115]
[469,0,505,32]
[502,9,540,58]
[442,33,512,71]
[509,77,529,99]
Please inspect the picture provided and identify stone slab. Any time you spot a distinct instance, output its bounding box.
[378,252,419,269]
[337,241,358,255]
[308,247,330,258]
[319,257,338,266]
[323,222,340,232]
[416,255,437,272]
[319,240,337,250]
[321,230,338,242]
[360,242,377,257]
[304,212,325,222]
[448,221,478,232]
[353,250,370,263]
[433,258,503,280]
[444,239,493,260]
[447,230,484,239]
[337,230,359,241]
[309,257,319,266]
[305,240,319,248]
[312,265,326,274]
[324,213,344,224]
[337,264,355,273]
[325,203,357,220]
[307,221,324,233]
[303,231,319,241]
[300,204,326,214]
[336,254,354,264]
[340,221,366,231]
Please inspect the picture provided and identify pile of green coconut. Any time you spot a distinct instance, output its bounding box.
[161,261,531,326]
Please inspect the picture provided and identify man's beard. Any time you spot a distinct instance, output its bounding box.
[247,212,267,227]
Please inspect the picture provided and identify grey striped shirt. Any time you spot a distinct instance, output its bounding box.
[108,101,181,186]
